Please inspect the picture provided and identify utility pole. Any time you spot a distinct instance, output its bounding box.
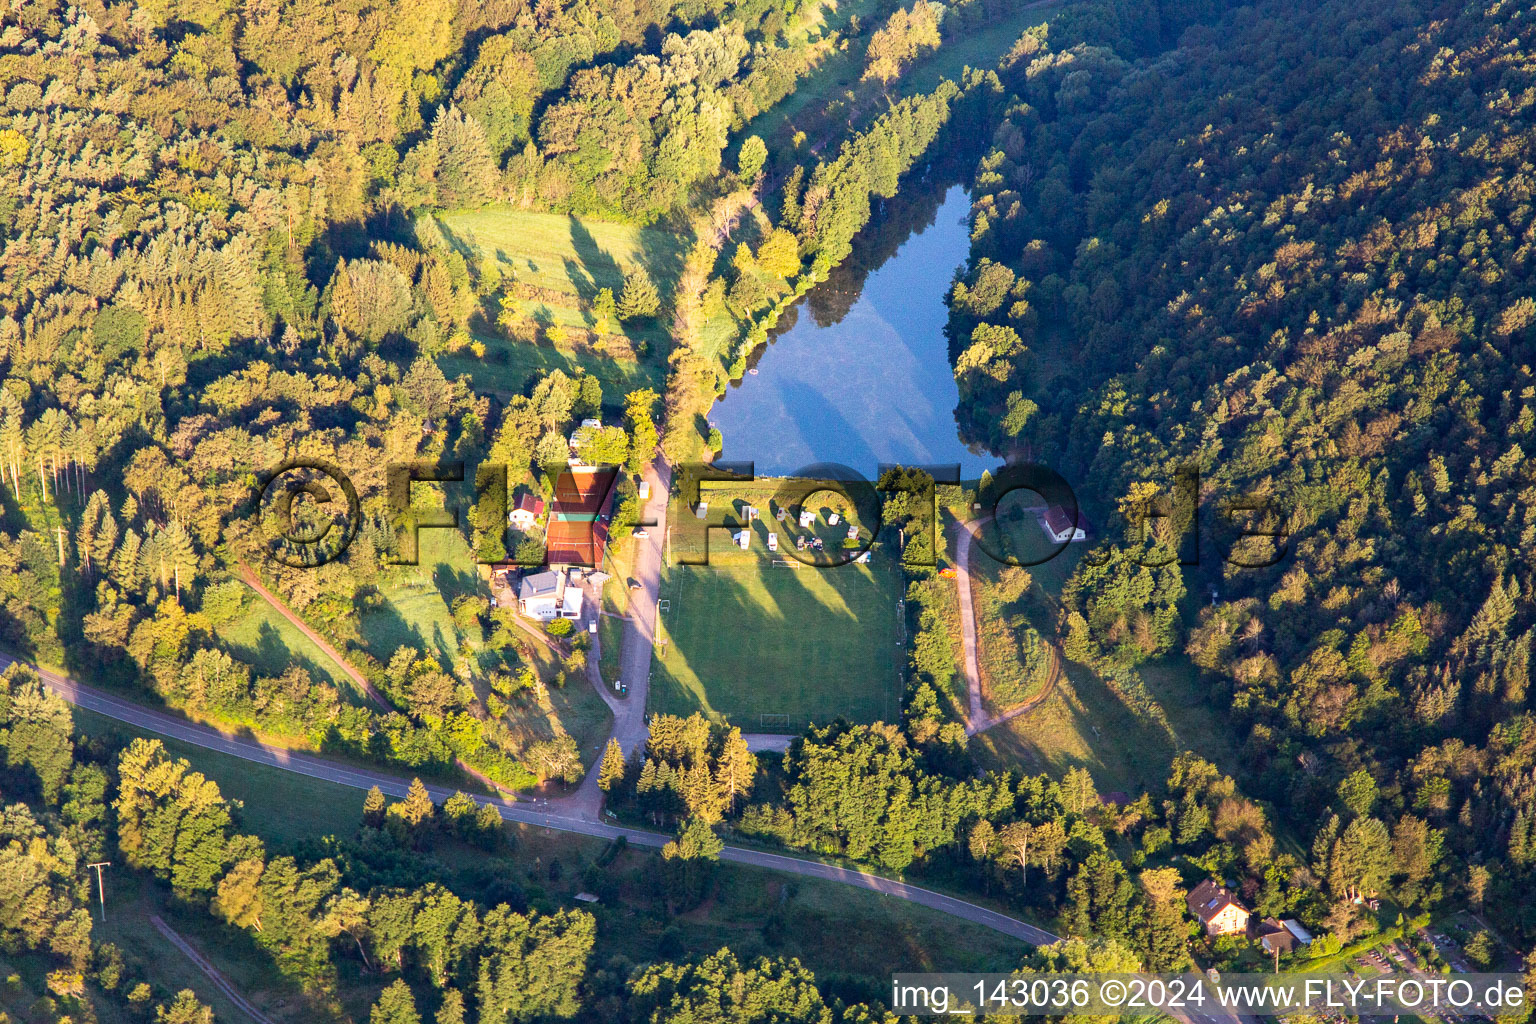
[87,861,110,922]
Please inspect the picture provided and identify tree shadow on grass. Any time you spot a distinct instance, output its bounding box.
[655,556,900,734]
[235,619,350,697]
[564,216,625,305]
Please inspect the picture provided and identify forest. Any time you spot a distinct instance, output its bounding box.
[944,0,1536,961]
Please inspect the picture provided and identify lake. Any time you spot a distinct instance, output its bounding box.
[711,184,998,480]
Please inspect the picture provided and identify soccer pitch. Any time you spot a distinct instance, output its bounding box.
[649,558,905,732]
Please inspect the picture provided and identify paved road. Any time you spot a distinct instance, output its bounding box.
[610,458,672,756]
[6,652,1057,946]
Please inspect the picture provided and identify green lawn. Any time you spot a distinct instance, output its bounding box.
[651,557,904,732]
[431,206,691,394]
[436,207,690,302]
[968,660,1175,794]
[362,528,484,674]
[439,338,665,397]
[220,598,370,703]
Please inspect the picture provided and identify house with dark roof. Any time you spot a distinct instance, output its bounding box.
[509,493,545,530]
[1258,917,1297,956]
[1187,879,1250,937]
[1039,505,1087,543]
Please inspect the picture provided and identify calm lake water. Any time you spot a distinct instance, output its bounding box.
[712,184,997,479]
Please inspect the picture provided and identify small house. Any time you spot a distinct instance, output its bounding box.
[1258,918,1298,957]
[828,512,840,525]
[519,571,562,620]
[767,533,778,551]
[798,509,814,528]
[1039,505,1087,544]
[509,493,545,530]
[1187,879,1250,937]
[743,505,758,521]
[733,529,751,550]
[638,480,651,501]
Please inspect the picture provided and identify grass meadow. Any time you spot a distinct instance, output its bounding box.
[650,556,904,732]
[431,205,749,395]
[219,597,369,702]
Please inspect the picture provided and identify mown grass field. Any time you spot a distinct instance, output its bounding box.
[439,339,666,397]
[651,556,904,732]
[437,207,689,300]
[950,506,1176,792]
[431,205,757,395]
[220,597,368,702]
[360,528,483,672]
[967,659,1173,793]
[971,558,1055,711]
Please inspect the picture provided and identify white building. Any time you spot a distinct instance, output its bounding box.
[1040,506,1087,544]
[519,571,562,619]
[519,569,584,620]
[509,493,544,530]
[560,580,584,619]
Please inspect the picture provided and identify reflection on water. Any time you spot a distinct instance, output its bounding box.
[712,184,996,479]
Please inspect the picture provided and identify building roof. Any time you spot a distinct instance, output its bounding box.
[514,493,545,516]
[519,571,561,601]
[1283,919,1313,944]
[1187,880,1249,924]
[1259,917,1298,953]
[545,464,618,565]
[546,516,611,566]
[1042,505,1081,537]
